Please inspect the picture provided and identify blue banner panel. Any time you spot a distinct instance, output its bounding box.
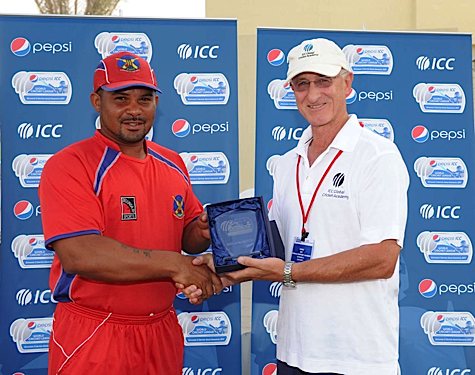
[0,15,240,375]
[254,28,474,375]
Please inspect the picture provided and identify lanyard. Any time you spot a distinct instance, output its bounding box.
[296,149,343,241]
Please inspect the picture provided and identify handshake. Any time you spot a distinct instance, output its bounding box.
[175,197,285,304]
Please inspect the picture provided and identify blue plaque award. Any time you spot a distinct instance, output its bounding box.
[206,196,284,273]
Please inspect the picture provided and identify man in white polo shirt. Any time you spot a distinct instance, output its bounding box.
[227,38,408,375]
[183,37,409,374]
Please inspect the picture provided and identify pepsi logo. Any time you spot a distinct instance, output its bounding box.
[29,238,38,246]
[29,74,38,83]
[267,49,285,66]
[27,321,36,329]
[175,291,187,300]
[419,279,437,298]
[356,47,364,55]
[437,314,445,323]
[11,37,31,57]
[267,199,273,211]
[428,86,436,93]
[111,35,120,43]
[411,125,429,143]
[29,157,38,165]
[172,119,229,137]
[14,200,34,220]
[11,37,72,55]
[190,76,198,84]
[191,315,199,324]
[262,363,277,375]
[172,119,191,138]
[190,155,198,163]
[346,88,357,104]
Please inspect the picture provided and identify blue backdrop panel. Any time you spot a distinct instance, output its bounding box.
[0,15,240,375]
[254,28,475,375]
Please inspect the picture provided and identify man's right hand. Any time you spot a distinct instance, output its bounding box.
[176,254,236,304]
[172,254,223,301]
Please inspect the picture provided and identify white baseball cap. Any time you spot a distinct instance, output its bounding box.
[286,38,350,82]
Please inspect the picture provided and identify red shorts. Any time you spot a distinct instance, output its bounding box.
[48,303,184,375]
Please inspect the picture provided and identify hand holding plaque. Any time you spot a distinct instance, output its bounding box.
[206,196,284,273]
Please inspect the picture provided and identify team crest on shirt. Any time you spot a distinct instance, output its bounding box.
[121,196,137,220]
[173,195,185,219]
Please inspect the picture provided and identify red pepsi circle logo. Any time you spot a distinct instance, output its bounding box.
[267,49,285,66]
[190,76,198,84]
[432,234,440,242]
[437,314,445,323]
[29,238,38,246]
[11,37,31,57]
[111,35,120,43]
[191,315,199,324]
[428,86,436,93]
[356,47,364,55]
[27,321,36,329]
[429,160,437,167]
[29,74,38,83]
[419,279,437,298]
[172,119,191,138]
[411,125,429,143]
[262,363,277,375]
[190,155,198,163]
[346,88,357,104]
[267,199,273,212]
[14,200,34,220]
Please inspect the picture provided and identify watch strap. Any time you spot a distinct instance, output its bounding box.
[283,261,296,287]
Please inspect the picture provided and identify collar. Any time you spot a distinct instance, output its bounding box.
[94,130,121,151]
[294,114,362,158]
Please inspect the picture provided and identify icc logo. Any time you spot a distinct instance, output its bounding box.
[18,122,63,139]
[182,368,222,375]
[16,289,57,306]
[177,44,219,59]
[428,368,471,375]
[416,56,455,71]
[271,126,303,141]
[420,204,460,220]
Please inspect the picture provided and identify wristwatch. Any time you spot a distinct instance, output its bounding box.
[283,261,296,288]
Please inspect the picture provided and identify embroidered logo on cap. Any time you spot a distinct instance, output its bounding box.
[116,55,141,72]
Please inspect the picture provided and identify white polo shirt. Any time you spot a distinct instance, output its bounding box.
[269,115,409,375]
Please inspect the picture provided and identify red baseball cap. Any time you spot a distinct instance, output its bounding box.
[93,51,160,92]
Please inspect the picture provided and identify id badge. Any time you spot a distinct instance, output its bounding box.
[291,237,314,263]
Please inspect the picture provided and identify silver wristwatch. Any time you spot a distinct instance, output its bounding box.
[283,261,296,288]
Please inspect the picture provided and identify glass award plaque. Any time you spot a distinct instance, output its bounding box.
[207,196,284,273]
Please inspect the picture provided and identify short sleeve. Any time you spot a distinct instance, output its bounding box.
[38,152,103,248]
[356,151,409,248]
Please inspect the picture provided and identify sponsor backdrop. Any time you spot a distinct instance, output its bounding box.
[0,15,240,374]
[254,28,475,375]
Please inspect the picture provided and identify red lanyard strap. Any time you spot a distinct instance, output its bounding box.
[296,149,343,239]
